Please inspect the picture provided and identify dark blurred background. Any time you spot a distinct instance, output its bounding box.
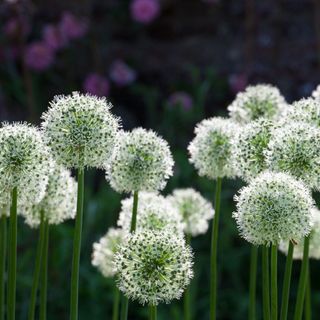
[1,0,320,319]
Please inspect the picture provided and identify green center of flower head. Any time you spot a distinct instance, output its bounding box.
[140,249,170,280]
[144,213,166,231]
[250,130,271,165]
[209,131,231,165]
[246,97,276,120]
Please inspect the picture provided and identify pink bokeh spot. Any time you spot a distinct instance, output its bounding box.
[229,73,248,94]
[43,24,68,51]
[168,92,193,111]
[130,0,160,24]
[24,42,55,72]
[83,73,110,97]
[109,60,136,87]
[59,12,88,40]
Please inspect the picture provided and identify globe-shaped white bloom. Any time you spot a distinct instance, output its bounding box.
[0,123,52,206]
[21,164,77,228]
[114,230,193,305]
[312,84,320,100]
[188,117,239,180]
[266,121,320,190]
[228,84,287,124]
[233,171,314,245]
[92,228,125,278]
[41,91,120,169]
[168,188,214,237]
[117,192,184,234]
[106,128,174,193]
[232,119,274,181]
[279,208,320,260]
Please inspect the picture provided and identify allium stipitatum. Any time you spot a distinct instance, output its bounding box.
[312,84,320,100]
[168,188,214,237]
[92,228,125,278]
[279,208,320,260]
[41,91,120,169]
[117,192,184,234]
[233,171,314,246]
[188,117,239,180]
[266,121,320,190]
[114,230,193,306]
[228,84,287,124]
[232,119,274,181]
[106,128,174,193]
[21,164,77,227]
[0,122,52,205]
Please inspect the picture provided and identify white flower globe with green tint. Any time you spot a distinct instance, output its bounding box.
[106,128,174,193]
[41,92,120,169]
[312,84,320,100]
[228,84,287,124]
[233,171,314,246]
[168,188,214,237]
[92,228,125,278]
[117,192,184,234]
[188,117,239,180]
[266,121,320,190]
[232,119,274,181]
[114,230,193,306]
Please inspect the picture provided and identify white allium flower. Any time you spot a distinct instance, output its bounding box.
[41,91,120,169]
[21,164,77,228]
[233,171,314,246]
[92,228,125,278]
[188,117,239,180]
[233,119,274,181]
[117,192,184,234]
[106,128,174,193]
[168,188,214,237]
[228,84,287,124]
[266,121,320,190]
[0,122,52,206]
[312,85,320,100]
[279,208,320,260]
[114,230,193,306]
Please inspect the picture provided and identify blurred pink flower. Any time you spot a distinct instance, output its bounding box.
[4,17,30,38]
[24,42,55,72]
[43,24,68,51]
[59,12,88,40]
[109,60,136,86]
[130,0,160,24]
[229,73,248,94]
[168,92,193,111]
[83,73,110,97]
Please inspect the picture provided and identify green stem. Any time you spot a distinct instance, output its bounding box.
[280,241,294,320]
[304,264,311,320]
[39,221,49,320]
[249,246,258,320]
[112,284,120,320]
[28,211,46,320]
[262,246,270,320]
[293,236,310,320]
[0,215,7,320]
[271,244,278,320]
[210,177,222,320]
[184,234,192,320]
[120,296,128,320]
[149,305,157,320]
[7,187,17,320]
[70,168,85,320]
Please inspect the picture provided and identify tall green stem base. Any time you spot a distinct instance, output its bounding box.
[40,221,49,320]
[249,246,258,320]
[210,177,222,320]
[271,245,278,320]
[262,246,270,320]
[112,285,120,320]
[0,215,7,320]
[149,305,157,320]
[304,265,311,320]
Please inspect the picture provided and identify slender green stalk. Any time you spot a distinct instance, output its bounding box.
[28,211,46,320]
[293,236,310,320]
[0,215,7,320]
[112,284,120,320]
[184,234,192,320]
[304,264,311,320]
[210,177,222,320]
[149,305,157,320]
[39,221,49,320]
[249,246,258,320]
[7,187,17,320]
[70,168,85,320]
[271,244,278,320]
[120,190,139,320]
[280,241,294,320]
[262,246,270,320]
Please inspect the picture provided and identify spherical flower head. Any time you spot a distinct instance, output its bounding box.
[83,73,110,97]
[106,128,174,193]
[114,230,193,305]
[117,192,184,233]
[228,84,287,124]
[130,0,160,24]
[24,42,55,72]
[188,117,239,180]
[41,92,120,169]
[21,164,77,228]
[0,122,52,206]
[233,171,314,246]
[168,188,214,237]
[109,60,136,87]
[167,92,193,111]
[266,121,320,190]
[232,119,274,181]
[279,208,320,260]
[312,84,320,100]
[92,228,125,278]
